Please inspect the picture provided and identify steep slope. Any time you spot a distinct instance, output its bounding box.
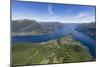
[11,19,65,35]
[12,19,43,32]
[76,22,96,38]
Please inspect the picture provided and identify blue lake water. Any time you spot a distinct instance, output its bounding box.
[12,24,96,58]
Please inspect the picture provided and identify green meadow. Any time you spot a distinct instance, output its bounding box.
[12,35,93,66]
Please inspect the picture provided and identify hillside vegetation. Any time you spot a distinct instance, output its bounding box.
[12,35,93,66]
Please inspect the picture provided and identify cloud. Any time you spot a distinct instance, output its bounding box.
[83,15,95,22]
[48,4,54,14]
[73,12,90,19]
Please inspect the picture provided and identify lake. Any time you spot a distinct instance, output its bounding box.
[12,24,96,58]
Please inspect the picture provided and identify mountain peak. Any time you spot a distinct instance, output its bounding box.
[13,19,37,23]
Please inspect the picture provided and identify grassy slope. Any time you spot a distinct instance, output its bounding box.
[12,35,93,66]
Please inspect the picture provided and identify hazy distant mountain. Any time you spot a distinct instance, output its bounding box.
[12,19,40,32]
[39,22,64,31]
[76,22,96,38]
[11,19,65,35]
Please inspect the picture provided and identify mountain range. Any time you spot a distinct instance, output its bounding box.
[11,19,65,35]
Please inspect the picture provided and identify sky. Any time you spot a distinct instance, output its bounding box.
[12,0,96,23]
